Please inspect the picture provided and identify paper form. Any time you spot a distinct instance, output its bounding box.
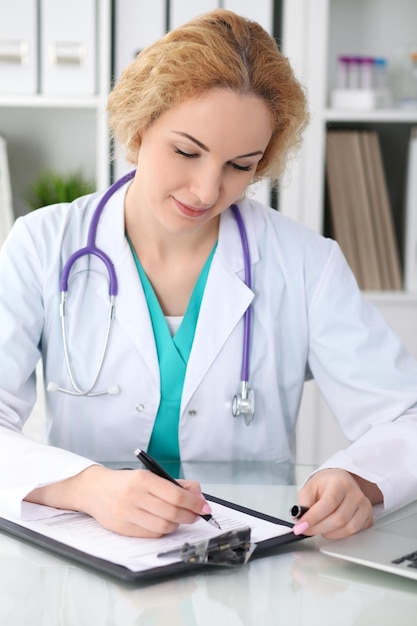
[0,500,292,572]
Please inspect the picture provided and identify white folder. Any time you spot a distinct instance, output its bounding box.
[169,0,219,29]
[112,0,166,180]
[0,0,38,94]
[223,0,273,32]
[404,127,417,292]
[224,0,273,206]
[40,0,97,96]
[113,0,166,82]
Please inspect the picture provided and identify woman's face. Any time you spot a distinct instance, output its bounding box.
[130,89,273,236]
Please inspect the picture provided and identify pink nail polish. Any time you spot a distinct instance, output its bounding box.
[293,521,309,536]
[201,502,212,515]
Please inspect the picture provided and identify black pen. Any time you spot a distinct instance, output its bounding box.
[134,449,221,529]
[289,505,310,520]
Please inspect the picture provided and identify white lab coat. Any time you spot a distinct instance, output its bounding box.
[0,180,417,517]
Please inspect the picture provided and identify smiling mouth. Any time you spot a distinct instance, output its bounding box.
[173,198,211,218]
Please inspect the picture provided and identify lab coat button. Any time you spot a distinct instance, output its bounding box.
[136,403,145,412]
[188,409,197,416]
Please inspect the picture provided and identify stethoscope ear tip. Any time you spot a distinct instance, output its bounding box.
[47,381,59,392]
[107,386,120,396]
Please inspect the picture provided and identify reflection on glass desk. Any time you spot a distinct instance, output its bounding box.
[106,459,315,486]
[1,462,416,626]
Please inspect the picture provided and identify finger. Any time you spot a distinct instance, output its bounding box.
[144,473,209,516]
[294,469,365,531]
[319,501,374,540]
[306,495,357,536]
[292,488,344,535]
[112,518,178,538]
[178,479,204,495]
[127,504,186,537]
[297,493,373,539]
[137,490,201,525]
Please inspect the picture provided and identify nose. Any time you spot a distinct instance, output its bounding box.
[189,164,222,207]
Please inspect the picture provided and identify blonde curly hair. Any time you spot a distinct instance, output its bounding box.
[108,9,308,184]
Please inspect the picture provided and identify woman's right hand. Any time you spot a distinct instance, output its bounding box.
[26,464,212,537]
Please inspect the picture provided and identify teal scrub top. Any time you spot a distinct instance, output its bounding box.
[128,241,217,462]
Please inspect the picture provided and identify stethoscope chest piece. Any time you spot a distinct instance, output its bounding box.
[232,382,255,426]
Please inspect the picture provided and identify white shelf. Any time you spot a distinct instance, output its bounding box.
[283,0,417,464]
[0,95,106,109]
[325,108,417,123]
[365,291,417,305]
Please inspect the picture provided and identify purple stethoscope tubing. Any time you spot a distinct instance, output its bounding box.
[53,171,254,421]
[60,169,136,295]
[51,170,136,397]
[230,204,251,384]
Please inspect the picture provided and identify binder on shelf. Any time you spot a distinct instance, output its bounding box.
[326,132,366,288]
[326,130,402,291]
[359,132,392,290]
[0,135,14,247]
[345,131,383,290]
[113,0,166,82]
[40,0,97,96]
[169,0,219,29]
[223,0,273,32]
[112,0,166,181]
[363,132,402,291]
[326,132,362,284]
[0,0,38,94]
[404,127,417,292]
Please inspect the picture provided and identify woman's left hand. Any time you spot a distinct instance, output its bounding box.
[292,468,382,540]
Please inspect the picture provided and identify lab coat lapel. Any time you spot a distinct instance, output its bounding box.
[93,182,160,386]
[182,205,258,408]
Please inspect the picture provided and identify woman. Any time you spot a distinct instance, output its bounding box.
[0,9,416,540]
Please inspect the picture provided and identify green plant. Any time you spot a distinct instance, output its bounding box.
[26,170,95,210]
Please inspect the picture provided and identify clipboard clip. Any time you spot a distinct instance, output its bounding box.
[158,526,255,567]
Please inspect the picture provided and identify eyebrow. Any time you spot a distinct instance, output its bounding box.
[171,131,264,159]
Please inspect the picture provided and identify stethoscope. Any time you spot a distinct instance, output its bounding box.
[47,170,255,425]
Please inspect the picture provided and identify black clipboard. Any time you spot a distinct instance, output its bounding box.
[0,493,306,583]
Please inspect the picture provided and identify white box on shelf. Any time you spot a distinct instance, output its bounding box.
[0,0,38,94]
[330,88,377,110]
[40,0,97,96]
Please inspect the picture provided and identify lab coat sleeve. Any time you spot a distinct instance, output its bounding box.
[306,241,417,513]
[0,216,97,518]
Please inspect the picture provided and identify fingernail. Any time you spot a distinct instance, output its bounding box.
[293,521,309,536]
[201,502,212,515]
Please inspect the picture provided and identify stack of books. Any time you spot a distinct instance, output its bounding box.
[404,127,417,292]
[326,130,402,291]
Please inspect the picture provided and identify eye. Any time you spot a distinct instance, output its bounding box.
[228,162,253,172]
[174,147,198,159]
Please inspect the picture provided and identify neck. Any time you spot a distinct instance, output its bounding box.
[124,182,219,316]
[124,182,219,262]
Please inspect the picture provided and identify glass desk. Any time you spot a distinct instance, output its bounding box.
[1,462,416,626]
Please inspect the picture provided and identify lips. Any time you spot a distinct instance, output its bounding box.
[173,197,210,218]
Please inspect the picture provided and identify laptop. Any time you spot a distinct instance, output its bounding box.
[320,500,417,581]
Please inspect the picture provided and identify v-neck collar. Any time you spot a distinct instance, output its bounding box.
[128,241,217,366]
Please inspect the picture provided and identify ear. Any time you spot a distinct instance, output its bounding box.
[136,128,144,144]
